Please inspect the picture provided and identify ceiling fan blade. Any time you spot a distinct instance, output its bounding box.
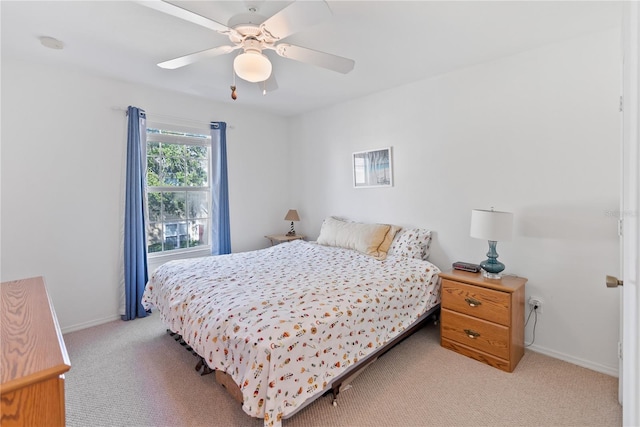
[158,45,239,69]
[136,0,232,34]
[274,44,355,74]
[256,73,278,94]
[261,1,332,41]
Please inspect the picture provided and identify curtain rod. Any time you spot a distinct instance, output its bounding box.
[111,107,232,129]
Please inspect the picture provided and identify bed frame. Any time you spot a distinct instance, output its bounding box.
[320,304,440,410]
[167,304,440,419]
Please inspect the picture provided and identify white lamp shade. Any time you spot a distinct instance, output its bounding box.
[470,209,513,242]
[234,51,272,83]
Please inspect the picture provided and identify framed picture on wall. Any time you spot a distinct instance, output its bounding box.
[352,147,393,188]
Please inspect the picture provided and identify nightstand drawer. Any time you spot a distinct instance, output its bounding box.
[442,279,511,326]
[440,338,511,372]
[441,308,509,360]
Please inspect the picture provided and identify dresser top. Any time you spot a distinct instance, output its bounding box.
[439,269,527,293]
[1,276,70,394]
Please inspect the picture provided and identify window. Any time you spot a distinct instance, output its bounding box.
[146,127,210,255]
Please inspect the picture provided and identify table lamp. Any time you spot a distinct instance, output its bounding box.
[470,208,513,279]
[284,209,300,236]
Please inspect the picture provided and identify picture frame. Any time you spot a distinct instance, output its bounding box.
[352,147,393,188]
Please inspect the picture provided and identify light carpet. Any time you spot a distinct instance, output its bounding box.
[63,313,621,427]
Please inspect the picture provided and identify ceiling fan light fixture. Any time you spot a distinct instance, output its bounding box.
[233,50,272,83]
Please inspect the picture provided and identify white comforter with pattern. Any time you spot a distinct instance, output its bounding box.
[142,240,440,427]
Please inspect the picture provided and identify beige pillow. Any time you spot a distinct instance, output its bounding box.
[317,217,401,260]
[379,224,402,254]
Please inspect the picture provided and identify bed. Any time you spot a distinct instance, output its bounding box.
[142,218,441,427]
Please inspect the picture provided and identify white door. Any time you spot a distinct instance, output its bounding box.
[621,3,639,426]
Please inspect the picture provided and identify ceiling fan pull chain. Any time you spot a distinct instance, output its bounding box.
[231,66,237,100]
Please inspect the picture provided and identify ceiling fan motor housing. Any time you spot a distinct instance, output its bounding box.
[230,24,263,42]
[241,38,263,53]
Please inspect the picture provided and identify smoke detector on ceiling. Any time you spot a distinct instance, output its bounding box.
[39,36,64,50]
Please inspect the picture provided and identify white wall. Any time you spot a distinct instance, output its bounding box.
[0,28,622,376]
[288,29,621,375]
[1,58,289,332]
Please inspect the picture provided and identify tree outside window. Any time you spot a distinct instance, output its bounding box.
[146,128,210,254]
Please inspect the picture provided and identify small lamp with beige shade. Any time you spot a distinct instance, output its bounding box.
[284,209,300,236]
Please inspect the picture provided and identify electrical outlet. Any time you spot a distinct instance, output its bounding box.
[528,296,544,314]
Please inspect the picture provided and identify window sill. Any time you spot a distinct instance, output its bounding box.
[148,247,211,264]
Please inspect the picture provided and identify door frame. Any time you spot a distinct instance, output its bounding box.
[621,2,639,426]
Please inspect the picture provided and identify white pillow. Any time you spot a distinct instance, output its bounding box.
[316,217,401,260]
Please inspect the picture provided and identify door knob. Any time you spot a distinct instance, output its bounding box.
[606,275,623,288]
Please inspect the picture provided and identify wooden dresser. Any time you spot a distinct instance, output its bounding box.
[439,270,527,372]
[1,277,70,426]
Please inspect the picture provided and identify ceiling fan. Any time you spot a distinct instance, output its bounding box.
[139,0,355,92]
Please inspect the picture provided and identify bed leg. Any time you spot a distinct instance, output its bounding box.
[331,389,338,407]
[195,356,214,376]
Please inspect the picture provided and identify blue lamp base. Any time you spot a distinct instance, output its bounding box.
[480,240,505,279]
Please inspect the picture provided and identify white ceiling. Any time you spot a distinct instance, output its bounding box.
[1,1,623,117]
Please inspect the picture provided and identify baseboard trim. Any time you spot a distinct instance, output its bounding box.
[62,314,121,334]
[527,344,619,377]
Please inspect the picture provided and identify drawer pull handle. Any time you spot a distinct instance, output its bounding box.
[464,329,481,339]
[465,297,482,307]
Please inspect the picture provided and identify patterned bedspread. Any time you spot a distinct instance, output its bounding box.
[142,240,441,426]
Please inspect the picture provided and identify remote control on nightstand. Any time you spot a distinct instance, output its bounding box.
[452,261,481,273]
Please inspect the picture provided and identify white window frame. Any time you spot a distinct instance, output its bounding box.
[145,125,212,262]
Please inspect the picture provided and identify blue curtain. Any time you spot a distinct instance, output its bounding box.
[123,106,149,320]
[210,122,231,255]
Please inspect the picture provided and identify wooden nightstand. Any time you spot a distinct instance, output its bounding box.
[439,269,527,372]
[265,234,306,245]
